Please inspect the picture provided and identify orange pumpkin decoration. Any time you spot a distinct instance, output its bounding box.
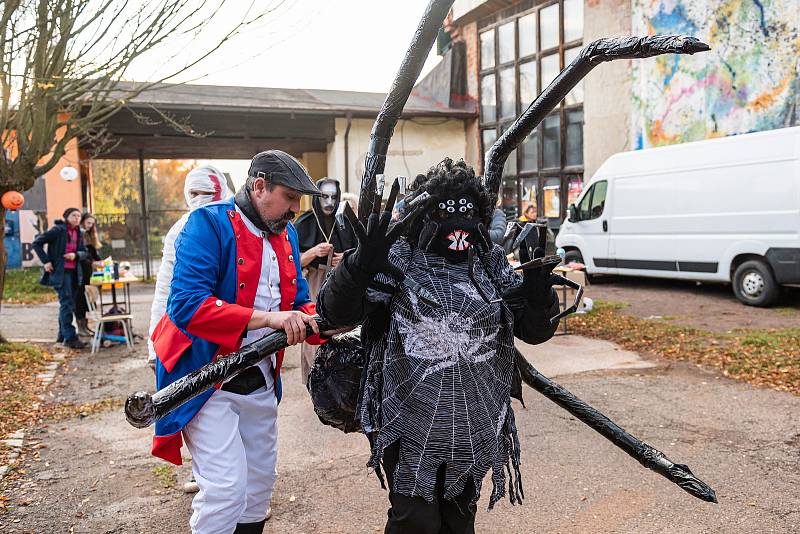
[2,190,24,210]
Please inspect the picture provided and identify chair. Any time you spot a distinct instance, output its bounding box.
[84,285,135,354]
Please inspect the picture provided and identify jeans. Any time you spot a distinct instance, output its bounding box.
[56,268,78,342]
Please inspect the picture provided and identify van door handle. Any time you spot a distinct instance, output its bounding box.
[602,220,608,232]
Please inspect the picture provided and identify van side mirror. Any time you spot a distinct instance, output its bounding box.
[568,204,578,223]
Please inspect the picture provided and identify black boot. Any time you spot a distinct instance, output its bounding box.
[233,519,266,534]
[64,337,87,349]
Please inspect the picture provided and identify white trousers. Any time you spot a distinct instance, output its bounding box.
[183,383,278,534]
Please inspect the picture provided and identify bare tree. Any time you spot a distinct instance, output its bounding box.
[0,0,281,339]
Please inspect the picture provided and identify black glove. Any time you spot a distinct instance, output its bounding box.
[503,232,560,310]
[342,179,429,280]
[350,210,396,277]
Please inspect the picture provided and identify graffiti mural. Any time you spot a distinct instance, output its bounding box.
[632,0,799,149]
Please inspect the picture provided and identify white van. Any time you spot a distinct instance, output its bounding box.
[556,126,800,306]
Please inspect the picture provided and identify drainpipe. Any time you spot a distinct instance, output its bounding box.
[343,112,352,193]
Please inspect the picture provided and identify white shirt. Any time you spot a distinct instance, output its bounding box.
[235,205,282,382]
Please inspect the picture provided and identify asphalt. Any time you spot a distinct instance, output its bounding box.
[0,285,798,533]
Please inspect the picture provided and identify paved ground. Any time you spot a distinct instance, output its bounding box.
[585,276,800,332]
[1,285,798,533]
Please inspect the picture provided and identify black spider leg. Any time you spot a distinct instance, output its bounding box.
[418,219,439,251]
[548,275,584,324]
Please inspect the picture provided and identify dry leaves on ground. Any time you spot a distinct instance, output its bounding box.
[0,343,49,438]
[572,302,800,395]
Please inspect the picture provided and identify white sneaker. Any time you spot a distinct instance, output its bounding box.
[182,475,199,494]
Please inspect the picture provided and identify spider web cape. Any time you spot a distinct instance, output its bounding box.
[360,240,524,508]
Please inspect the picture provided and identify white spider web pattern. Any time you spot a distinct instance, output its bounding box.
[360,240,525,508]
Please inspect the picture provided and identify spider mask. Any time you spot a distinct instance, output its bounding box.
[423,194,480,263]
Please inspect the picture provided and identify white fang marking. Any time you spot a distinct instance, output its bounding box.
[447,230,471,251]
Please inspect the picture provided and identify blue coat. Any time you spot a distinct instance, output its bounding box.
[149,198,319,465]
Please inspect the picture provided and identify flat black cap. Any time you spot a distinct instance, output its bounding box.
[248,150,321,195]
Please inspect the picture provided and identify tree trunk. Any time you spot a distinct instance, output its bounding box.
[0,205,7,343]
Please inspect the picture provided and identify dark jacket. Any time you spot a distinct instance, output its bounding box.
[488,208,508,245]
[294,179,357,269]
[80,244,102,285]
[32,220,88,287]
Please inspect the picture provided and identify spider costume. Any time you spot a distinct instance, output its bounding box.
[317,160,560,531]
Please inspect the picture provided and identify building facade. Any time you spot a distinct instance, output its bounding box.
[450,0,800,225]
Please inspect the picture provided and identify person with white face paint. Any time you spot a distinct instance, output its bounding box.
[148,165,233,368]
[294,177,357,384]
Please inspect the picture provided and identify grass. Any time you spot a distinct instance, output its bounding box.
[2,268,56,304]
[572,301,800,395]
[152,464,176,489]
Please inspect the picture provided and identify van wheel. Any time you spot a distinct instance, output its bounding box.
[732,260,780,307]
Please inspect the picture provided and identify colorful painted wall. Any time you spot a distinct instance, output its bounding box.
[632,0,799,149]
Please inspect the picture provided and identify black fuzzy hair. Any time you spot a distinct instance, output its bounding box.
[410,158,491,224]
[403,158,491,247]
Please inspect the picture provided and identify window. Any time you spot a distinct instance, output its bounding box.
[540,4,559,50]
[566,109,583,167]
[563,0,583,43]
[501,177,519,217]
[519,60,537,104]
[577,186,592,220]
[480,74,496,122]
[518,13,536,57]
[478,1,584,224]
[522,177,537,215]
[498,67,516,119]
[564,46,584,104]
[589,180,607,219]
[542,114,560,168]
[541,53,560,90]
[482,129,497,160]
[498,22,515,64]
[480,31,495,69]
[543,177,561,219]
[500,124,517,176]
[521,128,538,171]
[576,181,607,221]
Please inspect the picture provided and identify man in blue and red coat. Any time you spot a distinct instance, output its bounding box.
[150,150,323,534]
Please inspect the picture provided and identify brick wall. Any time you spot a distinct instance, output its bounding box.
[459,21,483,171]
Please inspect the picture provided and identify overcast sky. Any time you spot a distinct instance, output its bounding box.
[127,0,444,184]
[131,0,442,93]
